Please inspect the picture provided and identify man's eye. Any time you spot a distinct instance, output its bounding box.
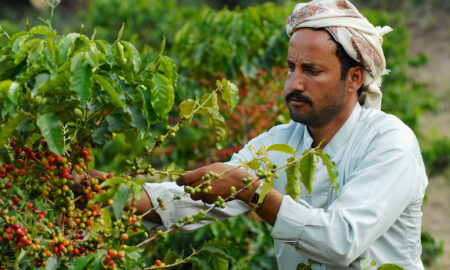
[288,64,295,72]
[307,69,320,75]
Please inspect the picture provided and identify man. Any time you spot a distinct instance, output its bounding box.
[90,0,428,269]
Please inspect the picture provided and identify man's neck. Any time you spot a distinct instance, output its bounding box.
[308,101,358,149]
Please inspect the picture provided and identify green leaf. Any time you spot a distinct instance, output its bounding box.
[59,33,79,61]
[69,253,95,270]
[247,159,261,170]
[90,253,104,270]
[255,145,267,156]
[188,257,211,270]
[377,264,404,270]
[116,23,125,41]
[120,41,141,74]
[163,251,182,265]
[70,53,93,103]
[37,72,69,94]
[92,74,125,109]
[218,79,239,111]
[29,25,54,36]
[315,150,340,198]
[95,40,114,65]
[214,256,229,270]
[113,183,131,218]
[85,50,99,68]
[14,249,26,269]
[179,99,195,123]
[151,73,174,117]
[36,113,64,156]
[198,92,219,115]
[127,105,147,137]
[199,246,235,263]
[14,38,41,65]
[158,56,177,88]
[12,35,29,54]
[92,122,111,145]
[100,177,128,188]
[0,111,26,146]
[258,177,273,205]
[100,208,111,230]
[299,150,319,196]
[207,108,226,142]
[285,158,301,202]
[267,144,297,154]
[45,257,58,270]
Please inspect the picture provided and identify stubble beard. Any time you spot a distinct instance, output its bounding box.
[287,82,347,127]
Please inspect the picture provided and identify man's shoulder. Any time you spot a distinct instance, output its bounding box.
[359,108,419,151]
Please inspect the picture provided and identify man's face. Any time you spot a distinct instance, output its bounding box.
[284,28,348,127]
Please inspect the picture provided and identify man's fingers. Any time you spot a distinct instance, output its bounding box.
[176,169,205,186]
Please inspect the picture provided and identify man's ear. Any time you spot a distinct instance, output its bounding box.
[346,65,365,94]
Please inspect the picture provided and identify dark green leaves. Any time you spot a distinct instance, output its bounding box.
[36,113,64,156]
[70,53,93,103]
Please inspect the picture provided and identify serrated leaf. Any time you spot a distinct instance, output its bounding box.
[377,264,404,270]
[267,144,297,154]
[45,257,58,270]
[299,150,319,196]
[36,113,64,156]
[179,99,195,123]
[285,159,301,202]
[218,79,239,111]
[69,253,95,270]
[70,53,92,103]
[258,178,273,205]
[113,183,131,218]
[315,150,340,198]
[247,159,261,170]
[151,73,174,117]
[92,74,125,109]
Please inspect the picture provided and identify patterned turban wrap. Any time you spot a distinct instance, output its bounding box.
[286,0,393,110]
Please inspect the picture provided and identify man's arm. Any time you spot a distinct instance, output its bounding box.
[135,190,162,223]
[176,163,283,226]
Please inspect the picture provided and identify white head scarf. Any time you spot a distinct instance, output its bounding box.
[286,0,392,110]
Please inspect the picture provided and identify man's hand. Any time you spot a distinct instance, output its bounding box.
[177,162,283,226]
[176,163,260,204]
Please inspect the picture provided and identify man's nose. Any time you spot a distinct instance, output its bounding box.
[286,70,306,92]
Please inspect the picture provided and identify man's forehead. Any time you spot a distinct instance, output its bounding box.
[288,28,337,58]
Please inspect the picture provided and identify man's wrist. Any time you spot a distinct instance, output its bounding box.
[237,179,262,205]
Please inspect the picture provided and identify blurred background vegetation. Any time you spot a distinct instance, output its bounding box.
[1,0,448,269]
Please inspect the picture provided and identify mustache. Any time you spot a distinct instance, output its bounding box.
[285,91,313,106]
